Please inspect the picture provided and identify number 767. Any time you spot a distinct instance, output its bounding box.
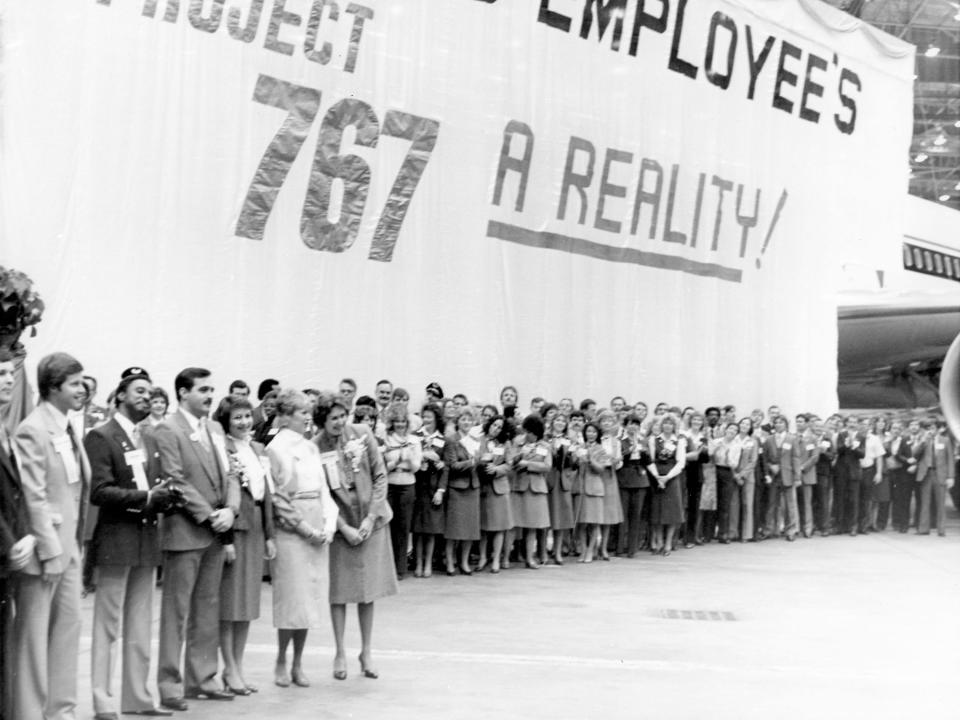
[235,74,439,262]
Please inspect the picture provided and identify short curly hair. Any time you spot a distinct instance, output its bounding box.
[313,390,348,427]
[383,402,411,434]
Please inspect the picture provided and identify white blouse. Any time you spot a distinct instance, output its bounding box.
[233,436,272,500]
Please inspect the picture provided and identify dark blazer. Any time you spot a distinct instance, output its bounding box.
[415,429,447,493]
[815,433,836,477]
[83,418,164,567]
[224,436,276,539]
[441,435,479,490]
[154,409,240,552]
[617,437,650,489]
[0,442,28,578]
[836,430,867,472]
[549,438,577,492]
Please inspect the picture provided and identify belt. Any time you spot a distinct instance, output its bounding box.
[292,491,322,500]
[716,465,731,470]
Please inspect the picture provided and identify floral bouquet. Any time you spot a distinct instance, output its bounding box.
[0,266,44,348]
[343,436,367,474]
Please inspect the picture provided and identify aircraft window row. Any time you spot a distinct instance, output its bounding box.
[902,243,960,282]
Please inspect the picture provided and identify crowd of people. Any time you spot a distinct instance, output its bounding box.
[0,351,956,719]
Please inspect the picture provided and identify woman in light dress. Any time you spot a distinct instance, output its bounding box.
[266,390,338,688]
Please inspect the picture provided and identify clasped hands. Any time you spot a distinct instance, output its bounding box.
[340,516,375,546]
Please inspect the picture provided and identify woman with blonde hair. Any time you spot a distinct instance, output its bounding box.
[266,389,338,688]
[382,402,422,580]
[647,414,686,556]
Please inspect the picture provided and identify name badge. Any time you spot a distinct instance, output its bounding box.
[492,446,505,458]
[819,441,831,450]
[432,438,445,449]
[935,442,945,451]
[267,427,279,436]
[124,449,149,491]
[536,446,550,458]
[320,453,341,490]
[783,442,792,450]
[806,444,816,451]
[53,435,81,485]
[744,440,754,449]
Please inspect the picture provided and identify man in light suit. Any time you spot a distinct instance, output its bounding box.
[12,352,90,720]
[84,368,179,719]
[155,368,239,710]
[795,414,820,538]
[761,415,802,541]
[914,421,956,536]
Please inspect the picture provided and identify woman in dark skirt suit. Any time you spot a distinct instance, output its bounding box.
[647,414,687,557]
[477,415,515,572]
[512,414,552,569]
[412,404,446,578]
[442,407,481,575]
[314,393,397,681]
[216,397,277,694]
[617,414,651,558]
[546,414,575,565]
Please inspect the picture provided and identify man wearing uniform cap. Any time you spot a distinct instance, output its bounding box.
[425,382,444,405]
[84,368,180,719]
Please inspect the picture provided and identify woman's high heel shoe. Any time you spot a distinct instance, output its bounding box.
[332,657,347,681]
[359,654,378,679]
[223,674,251,695]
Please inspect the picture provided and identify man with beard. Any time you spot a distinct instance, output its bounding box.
[84,368,180,719]
[155,368,239,711]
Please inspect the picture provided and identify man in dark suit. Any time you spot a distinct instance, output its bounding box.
[155,368,239,710]
[84,368,179,719]
[12,352,90,720]
[833,416,866,535]
[0,349,33,720]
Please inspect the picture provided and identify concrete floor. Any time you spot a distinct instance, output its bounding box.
[75,516,960,720]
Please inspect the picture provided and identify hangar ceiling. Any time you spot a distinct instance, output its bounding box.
[825,0,960,210]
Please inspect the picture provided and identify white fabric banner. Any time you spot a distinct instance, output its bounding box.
[0,0,913,412]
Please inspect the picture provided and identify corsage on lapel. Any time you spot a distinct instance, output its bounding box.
[343,435,367,474]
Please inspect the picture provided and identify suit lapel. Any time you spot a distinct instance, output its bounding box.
[174,411,218,486]
[105,418,137,484]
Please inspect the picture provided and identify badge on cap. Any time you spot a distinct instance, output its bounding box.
[121,366,151,381]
